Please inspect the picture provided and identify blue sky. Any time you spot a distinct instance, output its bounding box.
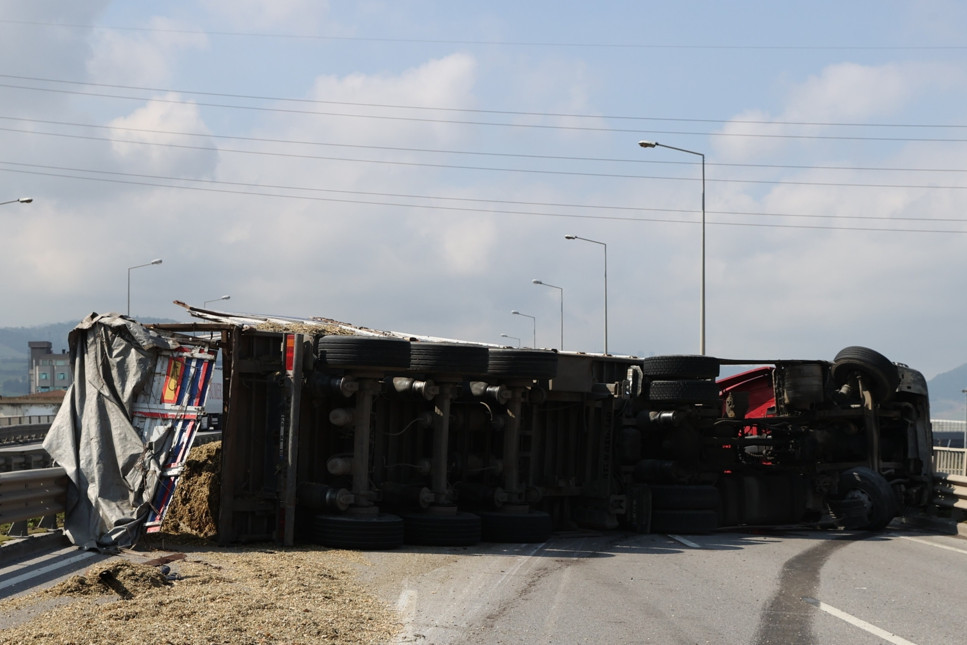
[1,1,966,379]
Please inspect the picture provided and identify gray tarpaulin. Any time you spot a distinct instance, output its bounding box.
[43,312,177,551]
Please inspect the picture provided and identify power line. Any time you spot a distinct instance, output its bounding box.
[2,73,966,131]
[2,124,966,190]
[3,80,967,143]
[2,114,965,174]
[2,19,966,51]
[1,160,963,234]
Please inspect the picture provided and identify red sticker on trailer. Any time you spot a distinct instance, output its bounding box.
[284,334,295,372]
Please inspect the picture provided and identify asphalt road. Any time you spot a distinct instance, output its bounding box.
[0,537,110,611]
[361,525,967,645]
[4,524,965,644]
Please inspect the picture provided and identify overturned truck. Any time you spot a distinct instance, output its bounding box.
[159,311,933,549]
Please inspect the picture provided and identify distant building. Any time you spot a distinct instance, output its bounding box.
[28,341,72,394]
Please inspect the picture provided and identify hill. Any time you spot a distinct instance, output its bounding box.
[925,363,967,420]
[0,317,179,396]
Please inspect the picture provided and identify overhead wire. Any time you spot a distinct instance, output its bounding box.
[0,56,963,234]
[1,78,967,142]
[1,114,965,175]
[2,18,967,51]
[0,160,963,234]
[1,73,966,132]
[0,120,965,191]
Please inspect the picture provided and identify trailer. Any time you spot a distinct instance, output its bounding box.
[153,306,934,549]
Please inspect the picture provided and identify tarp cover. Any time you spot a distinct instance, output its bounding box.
[43,313,182,551]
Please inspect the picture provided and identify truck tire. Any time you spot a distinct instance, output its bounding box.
[650,509,719,534]
[641,355,720,379]
[648,380,721,406]
[834,467,897,530]
[649,485,720,511]
[311,512,405,550]
[487,349,558,380]
[316,336,411,370]
[830,346,899,403]
[400,511,482,546]
[408,342,490,376]
[477,509,553,543]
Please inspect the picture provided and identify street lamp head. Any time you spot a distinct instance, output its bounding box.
[638,140,658,148]
[564,234,576,240]
[204,294,231,307]
[0,197,34,206]
[150,258,163,265]
[511,310,520,315]
[532,279,543,285]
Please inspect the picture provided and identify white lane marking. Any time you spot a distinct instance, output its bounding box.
[393,587,418,644]
[898,535,967,556]
[667,534,701,549]
[0,551,98,592]
[803,597,918,645]
[393,542,546,643]
[395,587,417,618]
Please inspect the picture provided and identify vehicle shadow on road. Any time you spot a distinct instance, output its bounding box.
[379,522,940,561]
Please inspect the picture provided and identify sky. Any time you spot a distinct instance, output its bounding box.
[1,1,966,380]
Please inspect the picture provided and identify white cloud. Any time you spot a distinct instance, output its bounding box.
[785,62,956,122]
[306,52,478,141]
[201,0,330,30]
[716,61,961,160]
[201,53,482,274]
[87,17,208,86]
[504,57,609,134]
[437,216,499,275]
[108,95,218,176]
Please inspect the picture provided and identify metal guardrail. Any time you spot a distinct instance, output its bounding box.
[0,467,67,537]
[933,447,967,477]
[933,473,967,514]
[0,446,53,472]
[0,431,219,539]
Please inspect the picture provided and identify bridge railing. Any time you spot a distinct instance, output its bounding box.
[933,447,967,477]
[0,424,51,446]
[0,415,56,428]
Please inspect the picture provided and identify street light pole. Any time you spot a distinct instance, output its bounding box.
[511,310,537,348]
[962,388,967,449]
[500,333,521,348]
[127,258,163,316]
[638,140,706,355]
[204,295,231,308]
[565,234,608,354]
[532,279,564,351]
[0,197,32,206]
